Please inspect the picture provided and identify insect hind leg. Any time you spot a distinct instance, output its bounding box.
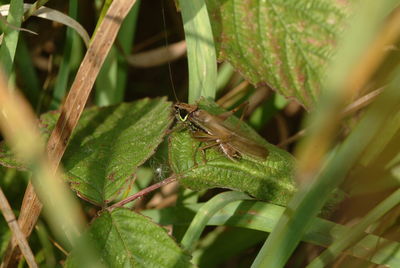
[192,131,219,163]
[217,101,249,122]
[192,131,238,161]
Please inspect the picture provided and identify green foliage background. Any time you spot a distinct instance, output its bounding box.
[0,0,398,267]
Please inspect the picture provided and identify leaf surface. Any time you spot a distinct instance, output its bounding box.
[169,98,295,205]
[65,208,193,268]
[63,98,172,205]
[206,0,352,109]
[0,98,173,205]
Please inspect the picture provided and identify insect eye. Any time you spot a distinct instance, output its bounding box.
[178,109,189,121]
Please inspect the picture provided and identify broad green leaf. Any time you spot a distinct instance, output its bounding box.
[62,98,172,205]
[0,98,173,205]
[65,208,193,268]
[205,0,353,109]
[169,98,295,205]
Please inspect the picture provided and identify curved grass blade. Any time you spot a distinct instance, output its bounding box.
[0,4,90,47]
[181,191,252,252]
[179,0,217,103]
[143,201,400,267]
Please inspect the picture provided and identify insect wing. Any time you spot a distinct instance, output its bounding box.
[175,101,269,161]
[217,116,269,160]
[228,133,268,160]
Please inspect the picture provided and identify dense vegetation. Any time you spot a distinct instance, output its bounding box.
[0,0,398,267]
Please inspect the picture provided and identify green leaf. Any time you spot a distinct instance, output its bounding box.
[0,142,27,171]
[65,208,193,268]
[0,0,24,77]
[169,98,296,205]
[0,98,173,205]
[205,0,352,109]
[62,98,173,206]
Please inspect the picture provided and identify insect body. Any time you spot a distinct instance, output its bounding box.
[174,102,268,161]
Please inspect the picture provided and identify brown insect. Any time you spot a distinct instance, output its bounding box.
[174,102,268,161]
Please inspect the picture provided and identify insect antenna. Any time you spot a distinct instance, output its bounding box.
[161,0,179,102]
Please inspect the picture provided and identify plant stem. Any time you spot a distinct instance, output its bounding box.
[107,175,178,211]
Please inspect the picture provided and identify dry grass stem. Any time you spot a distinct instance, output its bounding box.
[0,187,37,268]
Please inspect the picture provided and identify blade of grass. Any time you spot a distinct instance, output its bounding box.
[307,188,400,268]
[27,5,90,47]
[22,0,48,21]
[216,62,234,92]
[95,1,140,106]
[35,222,56,268]
[0,0,23,77]
[126,40,186,68]
[180,191,252,252]
[92,0,113,39]
[95,48,118,106]
[144,201,400,266]
[15,37,41,107]
[173,187,201,242]
[50,0,79,109]
[192,227,267,267]
[94,0,117,106]
[0,4,91,48]
[115,1,140,100]
[178,0,217,103]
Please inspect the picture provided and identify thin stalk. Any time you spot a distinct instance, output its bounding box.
[23,0,49,21]
[107,175,178,211]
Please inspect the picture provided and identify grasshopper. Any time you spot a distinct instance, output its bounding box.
[174,101,268,161]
